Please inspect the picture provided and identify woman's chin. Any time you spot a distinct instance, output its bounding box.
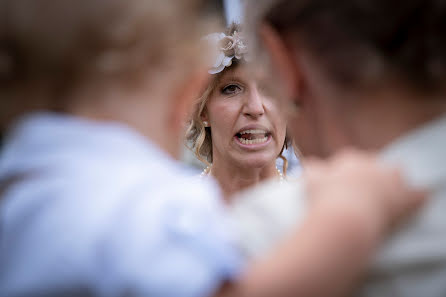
[233,153,277,169]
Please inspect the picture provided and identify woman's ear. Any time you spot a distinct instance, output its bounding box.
[200,109,208,121]
[200,109,208,119]
[200,110,210,127]
[259,23,300,102]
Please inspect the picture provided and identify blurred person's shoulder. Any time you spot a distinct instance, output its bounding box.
[230,177,308,258]
[0,113,240,297]
[0,112,225,212]
[362,114,446,297]
[234,176,305,207]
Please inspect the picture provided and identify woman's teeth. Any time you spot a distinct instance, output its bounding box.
[239,129,267,135]
[236,129,269,145]
[238,137,268,145]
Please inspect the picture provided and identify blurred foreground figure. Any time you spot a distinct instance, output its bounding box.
[0,0,425,296]
[246,0,446,296]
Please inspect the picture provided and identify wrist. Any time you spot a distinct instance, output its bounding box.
[310,198,387,251]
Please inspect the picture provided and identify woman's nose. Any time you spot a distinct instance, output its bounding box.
[243,88,265,118]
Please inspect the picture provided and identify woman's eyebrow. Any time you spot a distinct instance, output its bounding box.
[220,75,245,84]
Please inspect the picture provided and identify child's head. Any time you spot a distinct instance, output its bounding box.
[0,0,210,131]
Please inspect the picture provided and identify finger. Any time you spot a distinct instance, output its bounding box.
[381,169,428,229]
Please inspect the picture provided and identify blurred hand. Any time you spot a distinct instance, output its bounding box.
[217,150,426,297]
[303,149,426,238]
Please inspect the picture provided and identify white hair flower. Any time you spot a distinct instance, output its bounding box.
[204,31,248,74]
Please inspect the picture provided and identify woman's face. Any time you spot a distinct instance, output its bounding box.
[204,65,287,169]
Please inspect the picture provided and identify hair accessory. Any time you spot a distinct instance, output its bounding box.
[204,30,248,74]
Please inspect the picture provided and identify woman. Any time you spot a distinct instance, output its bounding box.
[187,24,291,199]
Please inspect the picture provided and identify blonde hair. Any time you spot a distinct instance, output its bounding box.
[185,70,222,167]
[0,0,210,130]
[185,24,290,173]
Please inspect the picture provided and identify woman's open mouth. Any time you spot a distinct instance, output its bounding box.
[234,129,272,146]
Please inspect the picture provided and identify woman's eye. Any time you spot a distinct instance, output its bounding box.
[221,84,242,95]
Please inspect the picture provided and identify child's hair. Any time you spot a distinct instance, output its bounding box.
[0,0,209,129]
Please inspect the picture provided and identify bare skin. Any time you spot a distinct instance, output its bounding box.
[203,66,287,199]
[210,159,278,200]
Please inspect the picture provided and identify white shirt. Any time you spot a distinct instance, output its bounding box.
[0,113,242,297]
[232,114,446,296]
[362,114,446,297]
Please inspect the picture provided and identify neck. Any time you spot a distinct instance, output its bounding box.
[210,155,279,202]
[339,90,446,151]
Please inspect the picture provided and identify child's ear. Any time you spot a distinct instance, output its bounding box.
[169,69,210,132]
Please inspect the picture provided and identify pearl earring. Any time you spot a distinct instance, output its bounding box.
[203,121,210,127]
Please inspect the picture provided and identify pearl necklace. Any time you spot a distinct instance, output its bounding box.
[199,166,212,178]
[200,165,284,182]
